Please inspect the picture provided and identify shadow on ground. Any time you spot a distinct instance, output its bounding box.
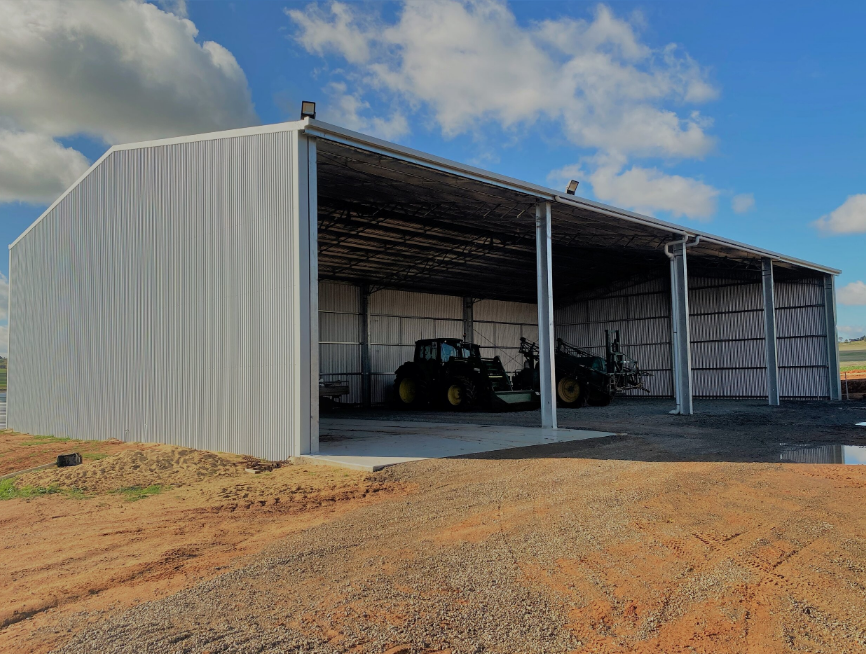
[324,398,866,464]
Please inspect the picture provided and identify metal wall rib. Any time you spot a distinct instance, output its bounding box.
[318,282,538,404]
[474,299,539,374]
[9,131,301,460]
[688,276,767,399]
[774,278,829,399]
[555,276,674,398]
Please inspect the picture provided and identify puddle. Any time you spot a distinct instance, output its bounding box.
[780,444,866,465]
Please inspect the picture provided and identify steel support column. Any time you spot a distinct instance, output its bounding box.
[463,297,475,343]
[297,133,319,454]
[535,202,557,429]
[824,274,842,400]
[360,284,372,408]
[669,242,693,415]
[762,258,780,406]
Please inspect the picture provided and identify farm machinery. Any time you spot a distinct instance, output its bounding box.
[511,330,651,407]
[393,338,537,410]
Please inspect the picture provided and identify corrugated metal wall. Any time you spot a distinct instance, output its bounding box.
[318,282,538,404]
[688,277,767,398]
[9,131,303,460]
[474,299,539,374]
[322,272,832,405]
[775,278,830,398]
[555,277,674,398]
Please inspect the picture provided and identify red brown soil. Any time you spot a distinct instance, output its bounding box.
[4,421,866,653]
[0,431,140,476]
[0,436,405,654]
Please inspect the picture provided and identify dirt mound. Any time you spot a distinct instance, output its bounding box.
[19,446,243,493]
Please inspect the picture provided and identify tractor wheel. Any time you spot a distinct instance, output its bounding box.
[394,373,426,408]
[556,376,585,407]
[444,375,477,411]
[587,389,612,406]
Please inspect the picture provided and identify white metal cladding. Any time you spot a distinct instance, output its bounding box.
[688,277,768,399]
[555,276,674,398]
[317,284,540,403]
[474,299,538,375]
[774,278,830,398]
[319,281,363,403]
[9,130,304,460]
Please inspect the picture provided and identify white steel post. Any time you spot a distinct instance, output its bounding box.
[824,274,842,400]
[360,284,372,408]
[536,202,557,429]
[296,133,319,454]
[762,258,780,406]
[669,241,693,415]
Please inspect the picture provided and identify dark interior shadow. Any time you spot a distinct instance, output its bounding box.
[323,398,866,465]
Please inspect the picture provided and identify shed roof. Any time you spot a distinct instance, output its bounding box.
[12,118,838,302]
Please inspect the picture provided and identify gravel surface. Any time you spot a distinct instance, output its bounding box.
[54,398,866,653]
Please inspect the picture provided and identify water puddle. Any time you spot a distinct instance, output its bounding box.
[780,444,866,465]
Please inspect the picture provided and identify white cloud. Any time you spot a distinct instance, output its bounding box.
[321,83,410,141]
[0,0,257,204]
[587,155,718,220]
[813,195,866,234]
[547,163,587,191]
[838,325,866,340]
[732,193,755,214]
[838,281,866,306]
[289,2,373,64]
[0,0,257,144]
[155,0,188,18]
[288,1,718,158]
[0,130,90,204]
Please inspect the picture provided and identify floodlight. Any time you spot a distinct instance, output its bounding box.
[566,180,579,195]
[300,101,317,119]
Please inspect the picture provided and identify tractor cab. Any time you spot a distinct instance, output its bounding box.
[414,338,480,364]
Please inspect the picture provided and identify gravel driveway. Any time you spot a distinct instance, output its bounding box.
[56,399,866,653]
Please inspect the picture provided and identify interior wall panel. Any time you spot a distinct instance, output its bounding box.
[9,131,301,460]
[555,276,673,398]
[319,284,539,404]
[688,277,767,399]
[775,278,830,398]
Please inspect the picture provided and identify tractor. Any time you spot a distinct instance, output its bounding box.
[512,330,650,407]
[394,338,538,410]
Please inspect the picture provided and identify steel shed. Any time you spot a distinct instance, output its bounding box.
[7,119,842,460]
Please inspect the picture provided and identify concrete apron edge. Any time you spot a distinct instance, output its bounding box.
[294,427,619,472]
[294,455,390,472]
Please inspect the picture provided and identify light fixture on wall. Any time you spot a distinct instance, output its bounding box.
[566,180,579,195]
[300,101,317,119]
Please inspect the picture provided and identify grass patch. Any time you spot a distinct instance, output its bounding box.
[0,478,88,500]
[115,485,164,502]
[20,434,74,447]
[82,452,109,461]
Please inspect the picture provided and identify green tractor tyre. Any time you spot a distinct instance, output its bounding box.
[556,376,586,407]
[443,375,477,411]
[394,371,426,408]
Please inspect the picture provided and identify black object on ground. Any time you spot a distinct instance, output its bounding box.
[56,453,82,467]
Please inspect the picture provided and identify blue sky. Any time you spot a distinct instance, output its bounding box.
[1,0,865,350]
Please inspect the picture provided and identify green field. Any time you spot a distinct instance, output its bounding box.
[839,340,866,371]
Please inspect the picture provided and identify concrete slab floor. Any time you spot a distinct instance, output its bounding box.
[300,418,616,471]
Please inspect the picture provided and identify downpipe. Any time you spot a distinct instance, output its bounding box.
[665,235,701,415]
